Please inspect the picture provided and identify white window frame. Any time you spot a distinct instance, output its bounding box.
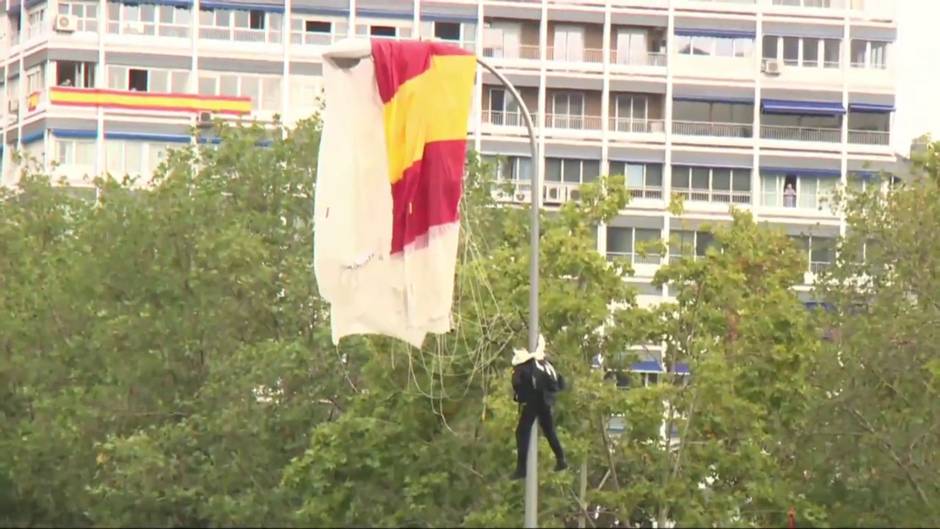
[107,66,189,94]
[58,0,99,32]
[668,229,715,263]
[764,35,841,69]
[56,60,97,88]
[545,157,599,185]
[290,15,343,45]
[606,226,663,266]
[677,34,754,58]
[54,137,96,172]
[761,173,837,210]
[850,39,889,69]
[198,6,282,43]
[672,165,752,204]
[26,5,47,40]
[197,72,281,112]
[105,140,174,178]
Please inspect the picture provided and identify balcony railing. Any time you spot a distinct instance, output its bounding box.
[481,110,538,127]
[761,124,841,143]
[810,261,832,275]
[772,0,846,8]
[672,121,752,138]
[674,189,752,204]
[290,31,338,45]
[609,118,666,133]
[610,50,667,67]
[482,44,541,60]
[549,47,604,63]
[545,113,602,130]
[629,186,664,200]
[848,129,890,145]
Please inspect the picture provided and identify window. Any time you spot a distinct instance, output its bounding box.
[671,166,752,204]
[823,39,840,67]
[249,9,265,30]
[550,92,585,128]
[848,111,890,132]
[761,173,838,210]
[59,1,99,32]
[55,139,96,170]
[677,34,754,58]
[56,61,96,88]
[802,38,820,67]
[105,140,172,178]
[545,158,599,184]
[434,21,460,41]
[306,20,330,33]
[783,36,800,65]
[486,155,533,181]
[673,100,753,124]
[607,226,663,265]
[488,88,522,125]
[764,36,841,68]
[196,73,280,112]
[850,39,888,69]
[789,235,836,275]
[669,230,716,262]
[612,94,650,132]
[609,162,663,198]
[370,25,397,37]
[763,35,778,60]
[26,68,45,94]
[128,69,148,91]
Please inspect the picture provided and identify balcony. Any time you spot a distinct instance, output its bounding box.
[848,130,890,146]
[810,261,832,275]
[481,45,541,61]
[674,188,751,205]
[481,110,538,128]
[672,121,752,138]
[549,47,604,64]
[544,114,602,130]
[628,186,664,200]
[291,31,338,46]
[610,50,667,67]
[761,124,841,143]
[609,118,666,134]
[770,0,846,9]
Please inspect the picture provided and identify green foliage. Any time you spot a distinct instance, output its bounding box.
[2,117,935,527]
[804,142,940,527]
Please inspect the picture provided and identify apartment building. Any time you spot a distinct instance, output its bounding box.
[1,0,899,374]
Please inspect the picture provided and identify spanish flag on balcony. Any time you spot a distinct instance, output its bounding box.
[314,39,476,348]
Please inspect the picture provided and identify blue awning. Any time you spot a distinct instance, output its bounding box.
[675,363,690,376]
[675,28,756,39]
[849,102,895,113]
[356,8,413,20]
[21,131,45,145]
[761,99,846,116]
[761,166,842,178]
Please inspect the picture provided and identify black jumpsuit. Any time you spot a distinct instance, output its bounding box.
[512,359,566,476]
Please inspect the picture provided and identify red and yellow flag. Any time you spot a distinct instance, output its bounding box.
[313,39,476,348]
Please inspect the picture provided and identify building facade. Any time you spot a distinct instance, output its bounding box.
[1,0,899,368]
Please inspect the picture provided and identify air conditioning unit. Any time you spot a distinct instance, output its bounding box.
[514,188,532,204]
[543,183,564,205]
[54,14,78,33]
[197,111,213,128]
[762,59,782,75]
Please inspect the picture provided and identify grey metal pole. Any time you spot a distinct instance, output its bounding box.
[475,58,540,529]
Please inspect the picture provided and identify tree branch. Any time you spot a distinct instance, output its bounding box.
[849,407,930,507]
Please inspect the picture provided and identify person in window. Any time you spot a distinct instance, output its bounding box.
[511,335,567,480]
[783,182,797,207]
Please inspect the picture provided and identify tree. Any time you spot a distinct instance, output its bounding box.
[803,142,940,526]
[574,207,827,528]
